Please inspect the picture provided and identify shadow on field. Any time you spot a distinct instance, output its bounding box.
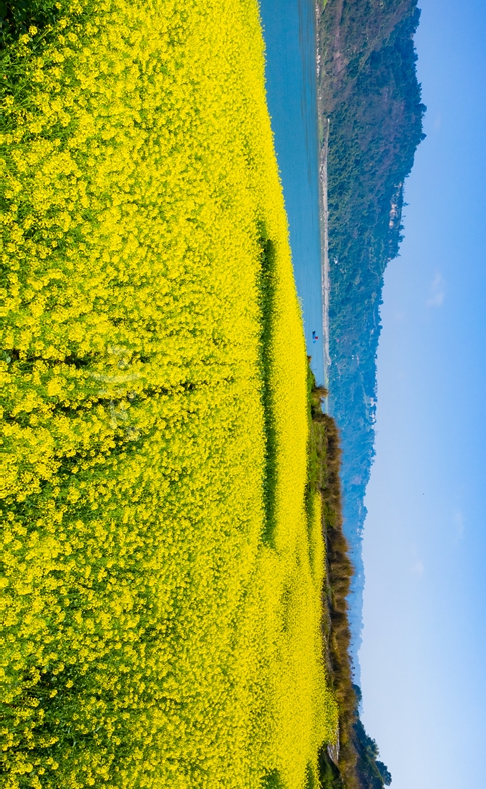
[257,228,278,548]
[261,768,284,789]
[0,0,62,47]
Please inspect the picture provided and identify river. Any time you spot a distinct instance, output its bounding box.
[259,0,325,386]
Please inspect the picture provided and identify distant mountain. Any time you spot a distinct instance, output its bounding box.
[317,0,426,677]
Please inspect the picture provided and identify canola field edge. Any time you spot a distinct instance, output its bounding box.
[1,1,337,787]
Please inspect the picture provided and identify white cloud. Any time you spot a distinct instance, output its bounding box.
[454,509,465,540]
[410,559,425,577]
[426,271,446,307]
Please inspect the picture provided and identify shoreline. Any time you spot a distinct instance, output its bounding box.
[316,1,331,407]
[320,116,331,392]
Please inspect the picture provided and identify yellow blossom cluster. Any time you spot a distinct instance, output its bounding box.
[1,1,337,787]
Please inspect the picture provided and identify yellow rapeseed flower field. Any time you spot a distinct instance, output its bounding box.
[1,1,338,787]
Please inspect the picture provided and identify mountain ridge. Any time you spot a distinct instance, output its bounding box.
[317,0,426,679]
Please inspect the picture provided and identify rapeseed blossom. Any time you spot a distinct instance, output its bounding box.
[1,1,337,787]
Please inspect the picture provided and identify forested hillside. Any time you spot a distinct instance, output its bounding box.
[317,0,426,670]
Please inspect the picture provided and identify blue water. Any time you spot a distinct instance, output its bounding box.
[259,0,324,386]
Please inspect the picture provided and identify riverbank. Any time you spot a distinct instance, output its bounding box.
[316,1,331,396]
[308,366,393,789]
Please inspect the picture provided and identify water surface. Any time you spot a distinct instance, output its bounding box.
[259,0,324,385]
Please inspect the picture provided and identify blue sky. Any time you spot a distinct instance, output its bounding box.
[360,1,486,787]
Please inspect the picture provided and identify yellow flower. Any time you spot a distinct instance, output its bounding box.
[2,0,335,786]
